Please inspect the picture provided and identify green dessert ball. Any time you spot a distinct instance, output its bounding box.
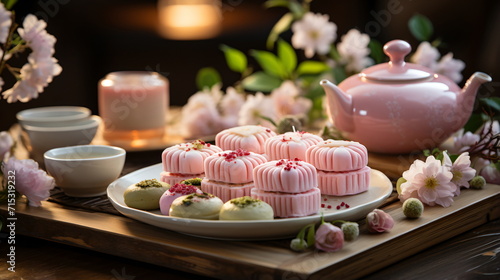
[402,198,424,218]
[124,179,170,210]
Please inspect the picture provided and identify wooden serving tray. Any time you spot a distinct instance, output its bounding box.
[2,184,499,279]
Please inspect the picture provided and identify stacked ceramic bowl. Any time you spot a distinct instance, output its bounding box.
[17,106,101,164]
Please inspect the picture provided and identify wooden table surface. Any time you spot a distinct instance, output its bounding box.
[1,147,500,279]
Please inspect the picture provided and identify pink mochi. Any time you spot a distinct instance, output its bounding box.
[159,183,203,215]
[162,140,222,175]
[253,159,317,193]
[306,140,368,172]
[204,149,267,184]
[215,125,276,154]
[264,131,323,161]
[251,188,321,218]
[317,166,371,196]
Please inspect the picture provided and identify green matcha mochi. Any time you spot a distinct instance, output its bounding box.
[124,179,170,210]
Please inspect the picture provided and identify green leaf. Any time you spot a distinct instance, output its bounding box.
[408,14,434,42]
[306,224,315,247]
[296,61,329,76]
[241,71,283,92]
[480,97,500,112]
[263,0,290,9]
[329,44,342,61]
[220,44,247,74]
[195,67,221,91]
[289,0,304,18]
[266,13,294,49]
[2,0,17,9]
[463,113,487,133]
[368,39,384,64]
[277,39,297,75]
[332,67,347,84]
[250,50,288,79]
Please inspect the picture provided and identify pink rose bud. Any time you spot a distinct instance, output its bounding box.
[366,209,394,233]
[314,223,344,252]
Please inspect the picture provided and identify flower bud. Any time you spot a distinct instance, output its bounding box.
[315,223,344,252]
[402,198,424,218]
[396,177,406,195]
[469,175,486,189]
[276,115,303,134]
[290,238,309,252]
[366,209,394,233]
[341,222,359,241]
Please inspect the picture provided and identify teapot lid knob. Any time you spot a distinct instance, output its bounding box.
[384,40,411,68]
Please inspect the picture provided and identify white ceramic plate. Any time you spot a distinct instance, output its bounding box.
[107,163,393,240]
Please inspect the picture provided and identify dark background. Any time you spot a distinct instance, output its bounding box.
[1,0,499,131]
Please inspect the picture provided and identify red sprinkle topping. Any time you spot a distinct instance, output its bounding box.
[336,205,341,210]
[219,149,250,162]
[327,205,332,209]
[346,204,350,208]
[266,129,271,133]
[340,202,345,206]
[321,203,325,208]
[167,183,200,196]
[276,159,303,171]
[323,198,327,201]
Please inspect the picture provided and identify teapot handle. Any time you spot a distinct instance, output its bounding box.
[384,40,411,71]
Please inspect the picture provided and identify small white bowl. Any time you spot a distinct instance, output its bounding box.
[22,115,101,163]
[17,106,91,126]
[44,145,126,197]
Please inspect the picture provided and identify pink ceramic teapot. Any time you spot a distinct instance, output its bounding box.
[321,39,492,154]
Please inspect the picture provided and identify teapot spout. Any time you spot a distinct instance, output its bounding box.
[320,80,354,132]
[458,72,492,126]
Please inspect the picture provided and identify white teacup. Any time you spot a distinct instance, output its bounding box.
[17,106,91,127]
[44,145,126,197]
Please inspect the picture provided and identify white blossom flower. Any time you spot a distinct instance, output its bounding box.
[399,155,456,207]
[452,129,480,154]
[220,87,245,118]
[436,53,465,83]
[180,90,222,138]
[443,151,476,195]
[337,29,373,73]
[411,41,440,69]
[18,14,56,59]
[0,3,11,44]
[238,92,277,127]
[21,56,62,92]
[271,80,311,118]
[2,79,39,103]
[219,87,245,129]
[291,12,337,58]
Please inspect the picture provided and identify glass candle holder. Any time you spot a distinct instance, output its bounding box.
[98,72,169,142]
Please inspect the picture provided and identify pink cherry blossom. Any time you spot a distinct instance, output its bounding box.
[366,209,394,233]
[238,92,277,127]
[443,151,476,195]
[291,12,337,58]
[452,129,480,154]
[0,3,11,44]
[314,223,344,252]
[2,157,55,207]
[180,90,222,138]
[480,164,500,185]
[271,80,311,118]
[436,53,465,83]
[411,41,440,69]
[18,14,57,59]
[399,155,456,207]
[2,79,39,103]
[0,131,13,161]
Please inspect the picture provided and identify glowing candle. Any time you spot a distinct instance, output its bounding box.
[98,72,169,142]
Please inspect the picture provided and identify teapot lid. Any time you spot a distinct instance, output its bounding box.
[361,40,432,82]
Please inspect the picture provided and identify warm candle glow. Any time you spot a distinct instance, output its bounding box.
[158,0,222,40]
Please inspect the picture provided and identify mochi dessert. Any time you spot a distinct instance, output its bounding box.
[219,196,274,220]
[215,125,276,154]
[201,149,267,202]
[124,179,170,210]
[169,193,224,220]
[160,139,222,185]
[264,131,323,161]
[251,158,321,218]
[159,183,203,215]
[306,139,371,196]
